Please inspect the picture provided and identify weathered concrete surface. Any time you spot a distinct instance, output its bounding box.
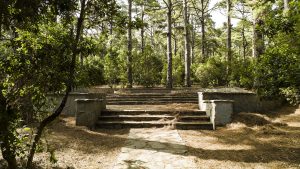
[200,100,234,128]
[198,92,282,113]
[48,92,106,115]
[75,99,103,128]
[113,128,197,169]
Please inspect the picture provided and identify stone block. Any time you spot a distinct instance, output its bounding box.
[199,99,234,129]
[47,92,106,116]
[75,99,104,128]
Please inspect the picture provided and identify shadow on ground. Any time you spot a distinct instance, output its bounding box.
[1,106,299,169]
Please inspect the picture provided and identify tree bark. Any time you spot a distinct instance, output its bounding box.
[26,0,87,168]
[252,18,264,58]
[284,0,289,12]
[183,0,191,87]
[127,0,133,88]
[191,16,195,64]
[166,0,173,89]
[141,4,145,54]
[0,104,17,169]
[241,4,247,61]
[201,0,206,62]
[226,0,232,80]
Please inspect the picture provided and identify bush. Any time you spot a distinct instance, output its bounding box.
[76,56,105,87]
[229,58,255,89]
[161,53,185,87]
[193,57,227,87]
[255,47,300,101]
[133,46,163,87]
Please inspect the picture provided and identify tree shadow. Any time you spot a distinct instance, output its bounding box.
[36,115,300,168]
[46,118,130,154]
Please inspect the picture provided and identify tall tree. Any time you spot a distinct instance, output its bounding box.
[127,0,133,88]
[183,0,191,87]
[284,0,289,11]
[227,0,232,78]
[252,8,264,58]
[200,0,206,61]
[164,0,173,88]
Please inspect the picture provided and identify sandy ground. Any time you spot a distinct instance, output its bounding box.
[1,106,300,169]
[179,106,300,169]
[30,118,129,169]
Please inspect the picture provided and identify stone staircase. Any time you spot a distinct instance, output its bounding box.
[97,109,213,129]
[106,93,198,105]
[96,89,213,130]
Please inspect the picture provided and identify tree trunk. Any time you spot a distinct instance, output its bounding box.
[190,16,195,64]
[109,19,113,47]
[26,0,87,168]
[242,23,247,61]
[252,18,264,58]
[201,0,206,62]
[183,0,191,87]
[226,0,232,80]
[127,0,133,88]
[0,105,17,169]
[284,0,289,11]
[166,0,173,89]
[141,5,145,54]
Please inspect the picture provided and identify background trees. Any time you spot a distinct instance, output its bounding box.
[0,0,300,167]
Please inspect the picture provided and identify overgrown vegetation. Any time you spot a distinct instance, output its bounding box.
[0,0,300,168]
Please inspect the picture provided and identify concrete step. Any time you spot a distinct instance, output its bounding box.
[106,97,198,101]
[96,121,213,130]
[101,110,207,116]
[99,115,210,122]
[107,94,198,97]
[107,100,198,105]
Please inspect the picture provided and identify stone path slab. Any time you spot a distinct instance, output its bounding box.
[113,128,197,169]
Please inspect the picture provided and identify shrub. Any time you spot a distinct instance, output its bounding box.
[76,56,105,87]
[194,57,227,87]
[133,46,163,87]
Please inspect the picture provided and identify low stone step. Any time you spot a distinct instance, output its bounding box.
[99,115,210,122]
[106,97,198,100]
[101,110,207,116]
[107,95,198,98]
[107,100,198,105]
[96,121,213,130]
[108,93,198,97]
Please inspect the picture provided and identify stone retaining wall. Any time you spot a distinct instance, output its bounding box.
[47,92,106,116]
[198,92,282,113]
[75,99,104,129]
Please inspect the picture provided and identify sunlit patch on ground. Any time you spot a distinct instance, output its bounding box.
[179,106,300,169]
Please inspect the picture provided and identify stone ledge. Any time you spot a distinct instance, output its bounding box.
[75,98,104,102]
[75,98,105,129]
[203,100,234,103]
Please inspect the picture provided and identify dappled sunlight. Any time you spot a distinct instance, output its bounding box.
[179,106,300,169]
[33,117,130,169]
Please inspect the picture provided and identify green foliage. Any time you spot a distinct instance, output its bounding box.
[229,58,255,88]
[133,46,163,87]
[254,1,300,103]
[104,49,123,87]
[193,57,227,87]
[76,56,105,87]
[279,87,300,106]
[161,54,185,87]
[256,47,300,99]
